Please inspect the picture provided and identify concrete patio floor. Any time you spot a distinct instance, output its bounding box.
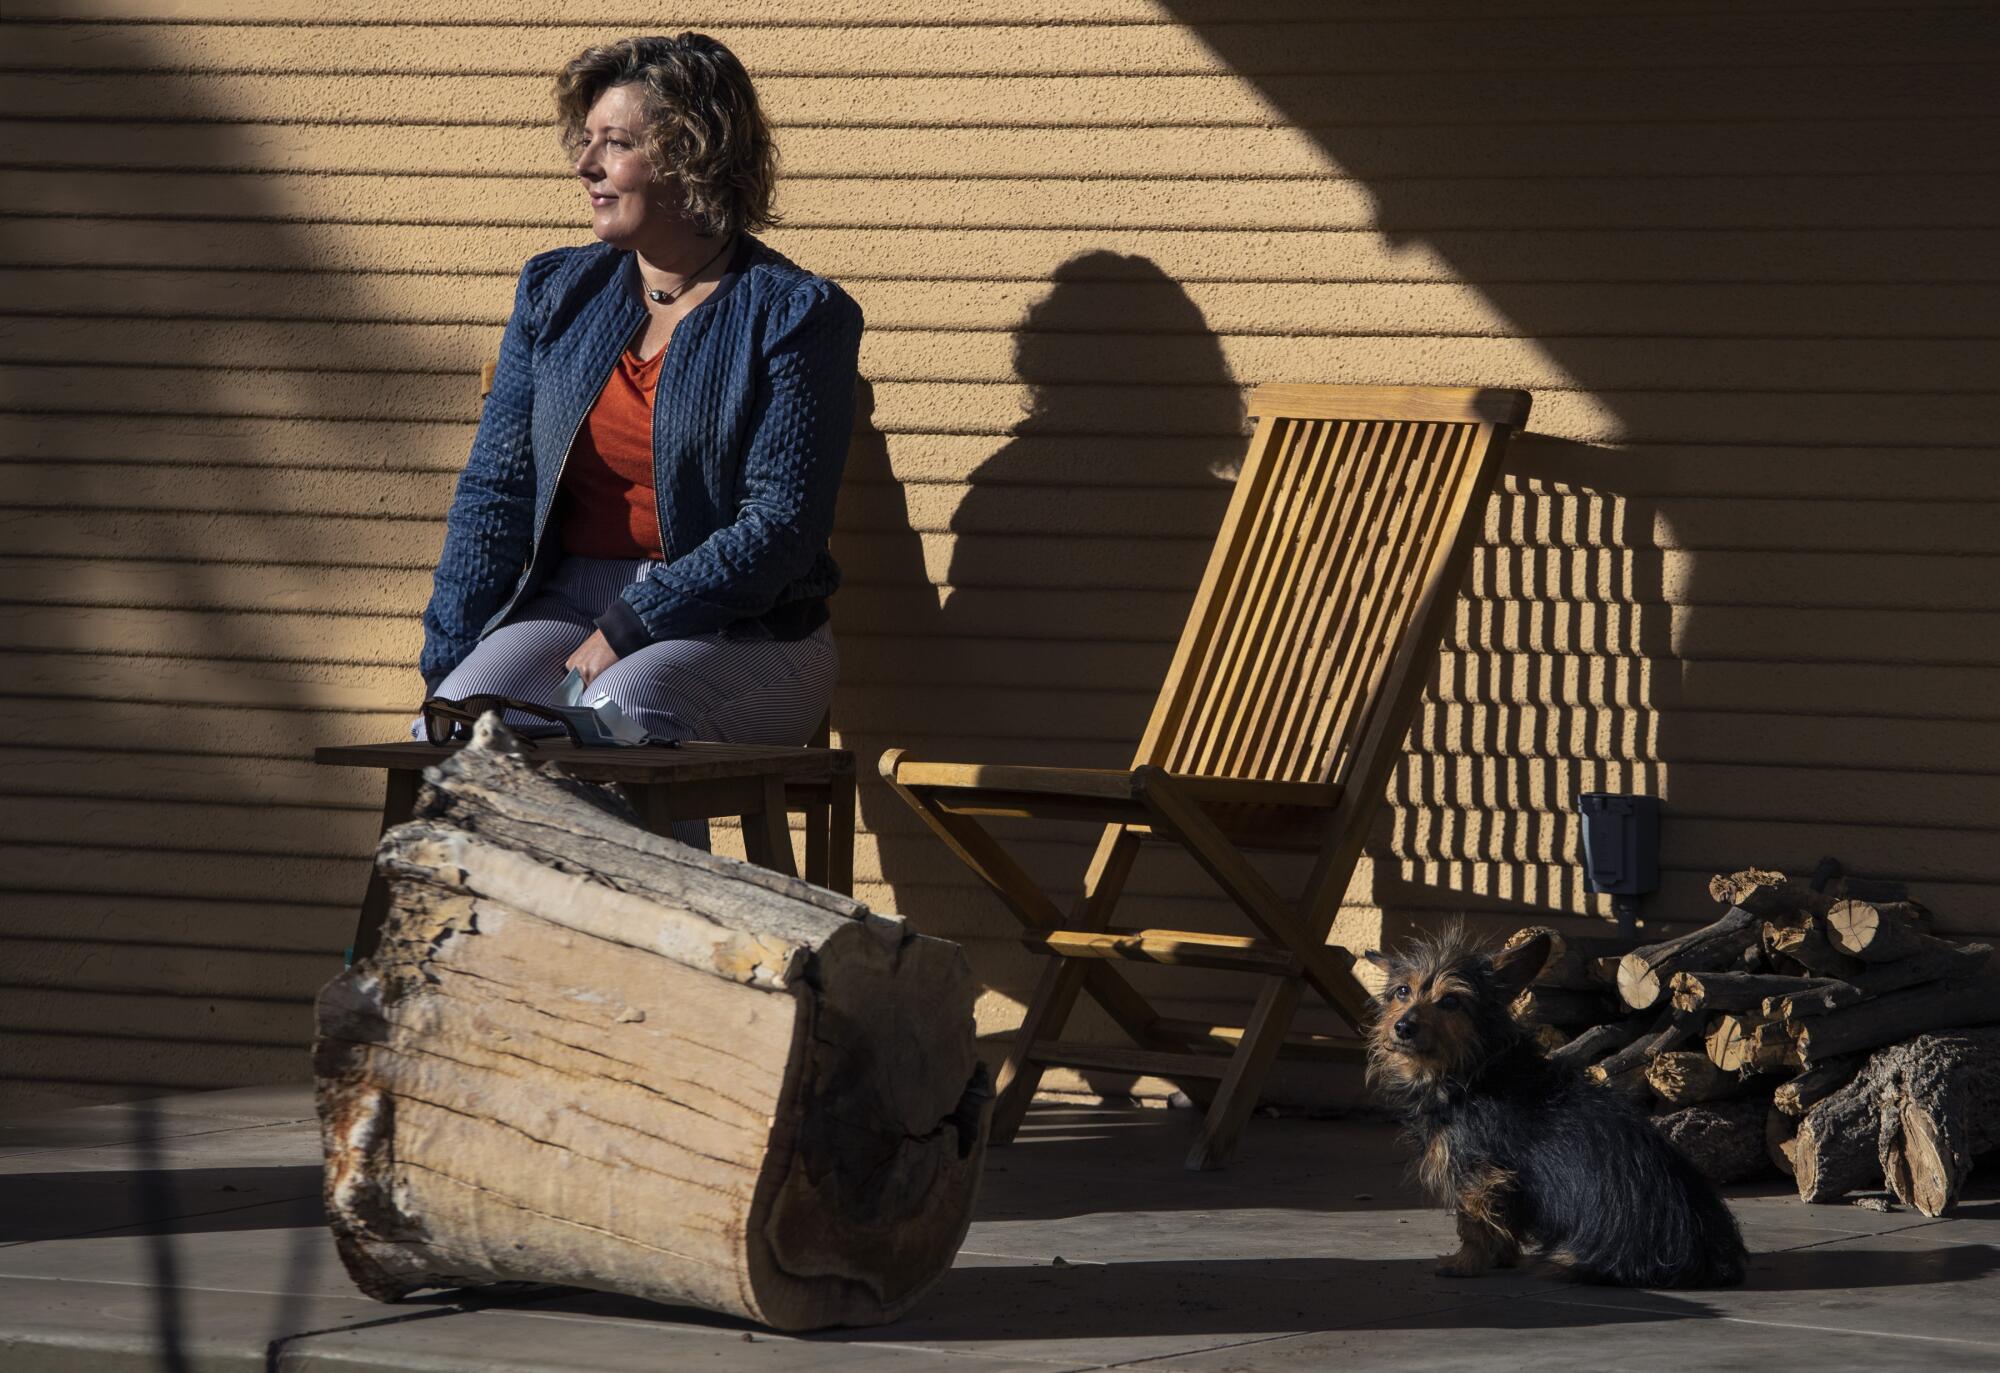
[1,1086,1996,1371]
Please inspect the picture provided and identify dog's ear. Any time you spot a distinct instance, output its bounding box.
[1488,933,1550,997]
[1362,950,1392,971]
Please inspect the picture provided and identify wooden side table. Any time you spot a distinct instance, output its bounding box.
[314,740,856,961]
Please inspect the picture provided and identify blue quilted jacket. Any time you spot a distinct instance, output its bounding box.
[419,236,864,690]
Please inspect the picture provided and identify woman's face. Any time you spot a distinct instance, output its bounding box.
[573,83,681,247]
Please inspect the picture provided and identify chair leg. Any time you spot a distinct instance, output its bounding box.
[1186,975,1303,1171]
[991,957,1090,1146]
[1135,768,1373,1027]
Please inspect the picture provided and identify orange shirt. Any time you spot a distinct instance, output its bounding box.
[557,344,665,558]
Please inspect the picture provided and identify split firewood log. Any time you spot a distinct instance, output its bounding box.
[1875,1028,2000,1218]
[1616,907,1763,1012]
[313,718,992,1331]
[1795,1051,1898,1202]
[1773,1056,1863,1118]
[1764,941,1993,1020]
[1504,928,1640,996]
[1705,1013,1795,1073]
[1511,986,1619,1028]
[1654,1096,1774,1186]
[1647,1050,1748,1108]
[1766,1105,1799,1178]
[1824,899,1938,962]
[1669,971,1839,1018]
[1547,1017,1647,1069]
[1708,868,1835,919]
[1789,978,2000,1066]
[1761,919,1863,978]
[1587,1011,1698,1094]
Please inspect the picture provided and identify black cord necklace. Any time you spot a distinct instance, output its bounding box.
[642,238,733,306]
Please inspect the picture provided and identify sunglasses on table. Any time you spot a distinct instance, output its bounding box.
[418,695,683,749]
[419,694,586,747]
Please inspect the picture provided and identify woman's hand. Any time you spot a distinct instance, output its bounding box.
[565,629,621,691]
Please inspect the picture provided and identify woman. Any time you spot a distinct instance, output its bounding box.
[418,33,861,758]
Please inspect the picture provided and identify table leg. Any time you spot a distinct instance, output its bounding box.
[350,768,420,964]
[801,784,830,889]
[829,763,856,896]
[739,773,797,878]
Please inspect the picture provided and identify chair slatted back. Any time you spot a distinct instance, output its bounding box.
[1134,385,1527,791]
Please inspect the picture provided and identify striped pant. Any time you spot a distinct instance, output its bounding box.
[419,555,838,847]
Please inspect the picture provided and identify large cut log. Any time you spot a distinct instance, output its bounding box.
[1763,941,1993,1020]
[1502,926,1624,991]
[1616,907,1763,1012]
[1669,971,1838,1018]
[1654,1096,1775,1186]
[313,719,993,1331]
[1823,899,1938,962]
[1790,978,2000,1066]
[1766,1105,1799,1178]
[1795,1052,1896,1202]
[1875,1027,2000,1218]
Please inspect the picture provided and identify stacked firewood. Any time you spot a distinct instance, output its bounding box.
[1507,863,1999,1215]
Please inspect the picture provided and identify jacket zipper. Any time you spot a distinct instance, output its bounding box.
[489,313,645,634]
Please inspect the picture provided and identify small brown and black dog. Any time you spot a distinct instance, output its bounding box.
[1365,925,1747,1288]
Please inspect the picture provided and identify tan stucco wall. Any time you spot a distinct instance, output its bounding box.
[4,1,1996,1112]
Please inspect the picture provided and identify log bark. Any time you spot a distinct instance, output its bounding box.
[1669,971,1839,1018]
[1762,919,1863,978]
[1773,1057,1863,1118]
[313,719,992,1331]
[1708,868,1835,919]
[1766,1105,1799,1178]
[1795,1053,1896,1202]
[1875,1027,2000,1218]
[1616,907,1763,1012]
[1764,941,1993,1020]
[1654,1096,1774,1186]
[1547,1017,1647,1069]
[1790,978,2000,1066]
[1503,926,1626,991]
[1824,899,1940,963]
[1647,1050,1747,1108]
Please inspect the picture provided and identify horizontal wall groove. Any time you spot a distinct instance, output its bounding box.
[7,167,1998,189]
[9,114,1993,133]
[0,979,316,1008]
[7,310,1999,344]
[19,8,1993,30]
[10,56,1997,77]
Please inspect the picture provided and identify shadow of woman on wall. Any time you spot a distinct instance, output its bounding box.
[834,251,1248,1042]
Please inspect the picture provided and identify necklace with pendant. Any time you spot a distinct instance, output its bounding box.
[643,238,733,306]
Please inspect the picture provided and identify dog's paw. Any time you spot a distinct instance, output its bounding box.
[1434,1250,1487,1278]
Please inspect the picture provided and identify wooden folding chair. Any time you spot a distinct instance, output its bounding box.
[881,383,1532,1169]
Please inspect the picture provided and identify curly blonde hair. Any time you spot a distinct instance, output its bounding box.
[553,33,780,239]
